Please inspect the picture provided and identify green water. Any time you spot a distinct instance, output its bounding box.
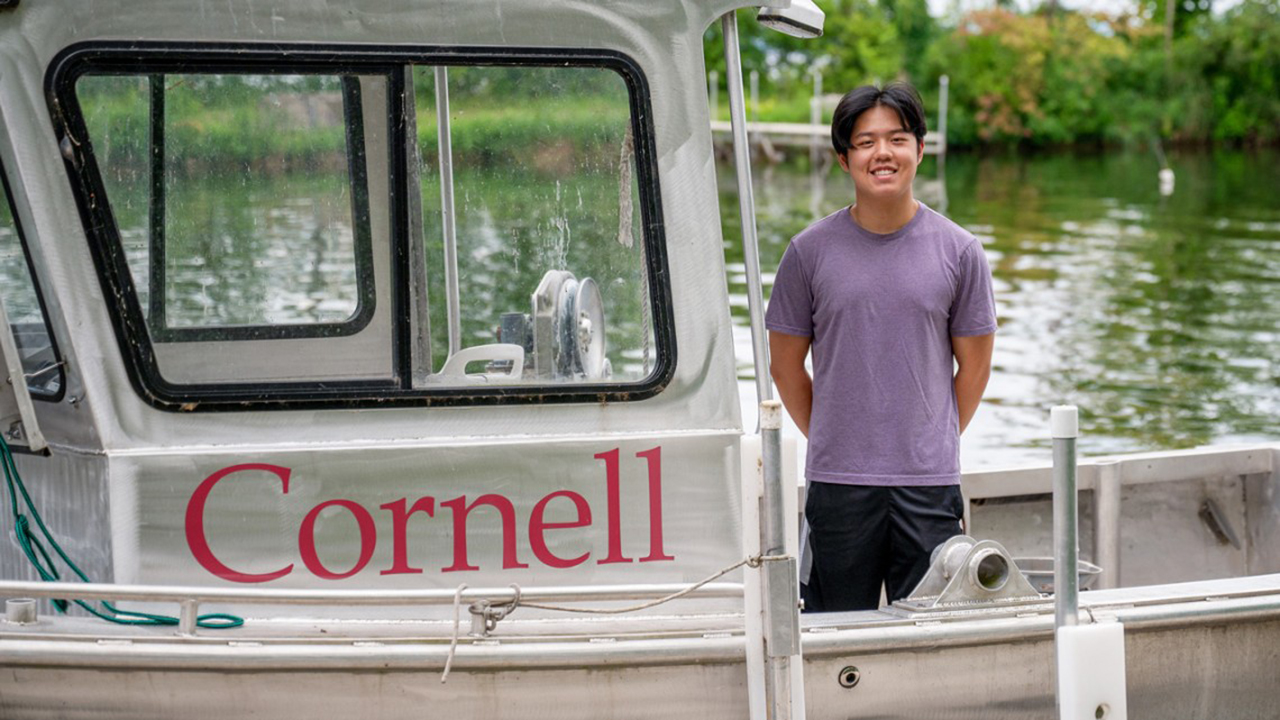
[30,145,1277,468]
[722,148,1280,467]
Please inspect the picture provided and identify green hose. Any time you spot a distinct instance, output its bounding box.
[1,435,243,629]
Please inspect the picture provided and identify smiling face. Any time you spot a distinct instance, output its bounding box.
[837,104,924,207]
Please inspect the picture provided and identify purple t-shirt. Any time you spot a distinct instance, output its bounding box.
[765,203,997,486]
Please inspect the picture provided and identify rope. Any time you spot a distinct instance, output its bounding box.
[0,435,243,629]
[438,553,790,682]
[441,583,468,683]
[520,554,788,615]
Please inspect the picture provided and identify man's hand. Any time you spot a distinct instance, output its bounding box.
[769,330,813,438]
[952,333,994,434]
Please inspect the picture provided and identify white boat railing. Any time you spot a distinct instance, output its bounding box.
[0,579,745,636]
[961,443,1274,499]
[960,443,1277,591]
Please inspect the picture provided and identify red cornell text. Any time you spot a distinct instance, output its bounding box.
[184,448,673,583]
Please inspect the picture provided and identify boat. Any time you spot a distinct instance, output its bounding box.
[0,1,1277,717]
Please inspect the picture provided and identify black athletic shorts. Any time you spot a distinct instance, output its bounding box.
[801,482,964,613]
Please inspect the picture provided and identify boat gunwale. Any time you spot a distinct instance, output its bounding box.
[5,575,1280,670]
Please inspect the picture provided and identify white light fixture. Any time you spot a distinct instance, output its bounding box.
[756,0,825,39]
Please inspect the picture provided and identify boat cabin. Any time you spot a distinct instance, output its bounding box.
[0,0,775,599]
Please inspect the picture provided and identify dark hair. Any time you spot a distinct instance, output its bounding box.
[830,82,927,156]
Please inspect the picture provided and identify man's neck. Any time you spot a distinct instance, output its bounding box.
[850,197,919,234]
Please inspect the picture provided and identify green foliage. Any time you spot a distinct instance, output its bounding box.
[702,0,1277,147]
[1140,0,1213,38]
[821,0,907,89]
[879,0,936,80]
[1190,0,1280,143]
[924,10,1053,142]
[700,0,1274,147]
[703,2,912,120]
[918,0,1280,146]
[75,2,1280,159]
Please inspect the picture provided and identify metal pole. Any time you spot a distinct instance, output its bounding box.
[405,68,433,382]
[937,75,949,160]
[1094,460,1122,590]
[709,71,720,122]
[749,70,759,122]
[722,12,773,405]
[1052,405,1079,630]
[809,71,822,169]
[761,400,800,720]
[435,66,462,357]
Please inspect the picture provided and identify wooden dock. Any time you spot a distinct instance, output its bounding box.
[709,120,946,155]
[706,75,950,161]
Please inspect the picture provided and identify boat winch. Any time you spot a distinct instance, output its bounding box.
[436,269,610,383]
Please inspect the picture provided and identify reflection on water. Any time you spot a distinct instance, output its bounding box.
[6,146,1273,467]
[724,148,1280,468]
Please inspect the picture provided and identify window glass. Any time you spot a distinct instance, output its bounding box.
[77,76,151,312]
[412,65,654,386]
[62,52,666,405]
[0,171,62,397]
[77,73,370,337]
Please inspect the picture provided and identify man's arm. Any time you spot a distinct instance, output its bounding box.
[952,333,994,434]
[769,330,813,438]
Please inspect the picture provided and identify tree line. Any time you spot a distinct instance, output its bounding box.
[707,0,1279,147]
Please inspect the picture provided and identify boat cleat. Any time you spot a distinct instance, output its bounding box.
[886,535,1049,617]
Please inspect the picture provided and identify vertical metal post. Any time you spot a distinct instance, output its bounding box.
[709,71,720,122]
[936,75,949,160]
[178,599,199,636]
[808,71,825,220]
[1052,405,1079,630]
[809,71,822,168]
[761,400,800,720]
[749,70,760,122]
[405,68,433,382]
[435,66,462,357]
[147,74,168,335]
[0,297,48,452]
[722,12,773,405]
[1094,460,1122,590]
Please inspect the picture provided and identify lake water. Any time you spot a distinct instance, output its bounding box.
[722,147,1280,469]
[7,146,1273,471]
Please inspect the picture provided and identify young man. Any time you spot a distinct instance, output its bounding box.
[765,83,996,612]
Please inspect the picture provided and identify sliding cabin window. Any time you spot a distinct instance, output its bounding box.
[72,71,388,389]
[51,45,671,410]
[407,65,656,388]
[80,74,376,340]
[0,165,64,399]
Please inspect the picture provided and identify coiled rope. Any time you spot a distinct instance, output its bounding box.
[0,435,242,629]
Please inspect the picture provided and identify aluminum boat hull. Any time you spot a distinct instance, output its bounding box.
[2,576,1278,719]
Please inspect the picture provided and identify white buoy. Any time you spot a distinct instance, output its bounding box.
[1158,167,1175,196]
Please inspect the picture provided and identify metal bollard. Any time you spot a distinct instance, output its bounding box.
[1051,405,1079,630]
[1094,460,1122,590]
[6,598,37,624]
